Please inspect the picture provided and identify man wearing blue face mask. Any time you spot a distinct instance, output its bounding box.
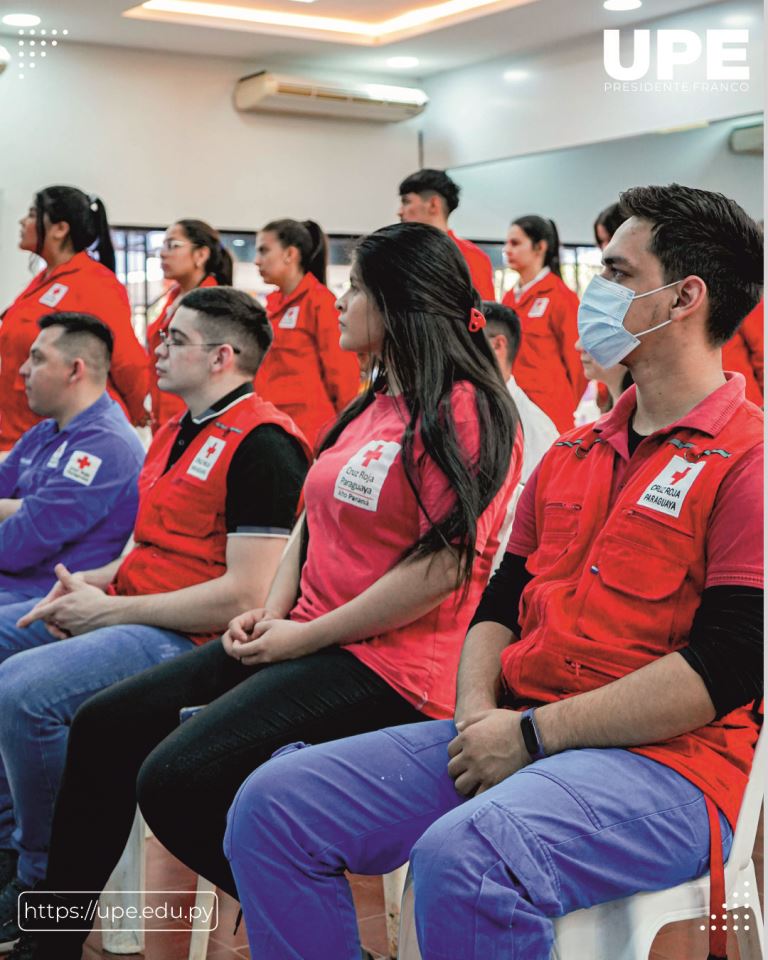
[217,184,763,960]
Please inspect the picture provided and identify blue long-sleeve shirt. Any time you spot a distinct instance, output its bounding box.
[0,392,145,595]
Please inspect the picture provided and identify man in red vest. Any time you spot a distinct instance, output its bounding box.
[0,287,310,949]
[218,186,762,960]
[397,168,496,300]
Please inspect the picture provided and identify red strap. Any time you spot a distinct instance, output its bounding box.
[705,795,727,960]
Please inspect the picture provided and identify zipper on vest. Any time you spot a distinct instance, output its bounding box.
[544,502,582,511]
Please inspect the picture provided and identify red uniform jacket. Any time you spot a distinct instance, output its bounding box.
[112,392,311,645]
[723,299,763,406]
[146,275,218,433]
[503,271,585,433]
[502,388,763,828]
[448,231,496,300]
[0,251,149,450]
[255,272,360,450]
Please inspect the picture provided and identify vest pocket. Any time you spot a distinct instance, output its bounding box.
[527,502,581,574]
[576,536,690,650]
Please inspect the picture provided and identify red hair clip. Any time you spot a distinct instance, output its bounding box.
[468,308,486,333]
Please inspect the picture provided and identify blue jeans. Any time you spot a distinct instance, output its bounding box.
[0,589,42,607]
[225,719,732,960]
[0,599,193,884]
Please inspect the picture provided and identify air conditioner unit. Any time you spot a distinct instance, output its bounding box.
[234,71,428,123]
[729,123,764,155]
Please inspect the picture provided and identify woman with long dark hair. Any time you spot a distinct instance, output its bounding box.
[254,218,360,447]
[502,214,585,432]
[146,219,234,430]
[11,223,521,960]
[0,186,149,450]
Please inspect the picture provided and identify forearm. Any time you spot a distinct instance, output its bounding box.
[535,652,716,755]
[0,499,22,521]
[454,622,512,720]
[105,568,266,633]
[81,558,124,591]
[264,521,303,617]
[304,548,460,651]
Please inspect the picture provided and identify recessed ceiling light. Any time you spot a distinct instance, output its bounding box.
[232,239,246,246]
[723,14,752,26]
[387,56,419,69]
[2,13,41,27]
[503,69,528,81]
[603,0,642,10]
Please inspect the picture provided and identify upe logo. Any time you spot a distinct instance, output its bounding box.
[604,29,749,81]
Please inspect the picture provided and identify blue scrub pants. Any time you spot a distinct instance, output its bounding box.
[0,599,193,884]
[225,719,731,960]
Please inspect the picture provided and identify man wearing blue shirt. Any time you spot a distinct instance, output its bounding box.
[0,312,144,607]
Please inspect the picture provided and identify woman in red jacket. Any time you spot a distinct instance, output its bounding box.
[722,299,763,406]
[0,186,149,451]
[502,215,585,433]
[146,219,233,431]
[254,219,360,448]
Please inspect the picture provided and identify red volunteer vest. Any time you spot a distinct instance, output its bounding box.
[112,393,311,644]
[501,398,763,827]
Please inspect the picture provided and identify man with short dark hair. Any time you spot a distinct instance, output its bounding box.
[0,312,144,606]
[398,168,496,299]
[219,185,763,960]
[0,287,311,949]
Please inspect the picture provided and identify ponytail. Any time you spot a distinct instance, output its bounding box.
[35,185,117,273]
[176,219,233,285]
[262,218,328,285]
[512,214,562,279]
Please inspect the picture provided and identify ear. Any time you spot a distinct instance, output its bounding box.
[69,357,86,383]
[48,219,71,248]
[210,343,237,373]
[285,244,300,267]
[427,194,443,217]
[671,276,707,318]
[194,245,211,272]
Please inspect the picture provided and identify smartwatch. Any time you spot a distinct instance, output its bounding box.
[520,707,547,762]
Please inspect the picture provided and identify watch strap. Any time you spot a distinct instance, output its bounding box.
[520,707,547,761]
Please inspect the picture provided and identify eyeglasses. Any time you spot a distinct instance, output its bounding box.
[158,329,241,354]
[158,239,192,253]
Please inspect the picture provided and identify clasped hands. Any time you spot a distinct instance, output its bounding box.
[16,563,114,637]
[222,609,319,666]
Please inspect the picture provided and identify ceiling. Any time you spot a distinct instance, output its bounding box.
[0,0,729,77]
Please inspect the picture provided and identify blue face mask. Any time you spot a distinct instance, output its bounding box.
[577,275,681,368]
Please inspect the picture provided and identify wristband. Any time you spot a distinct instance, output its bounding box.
[519,707,547,761]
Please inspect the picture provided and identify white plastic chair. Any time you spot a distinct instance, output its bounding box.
[398,729,765,960]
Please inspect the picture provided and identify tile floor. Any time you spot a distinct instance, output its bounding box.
[83,816,763,960]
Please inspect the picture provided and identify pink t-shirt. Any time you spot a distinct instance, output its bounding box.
[292,382,521,718]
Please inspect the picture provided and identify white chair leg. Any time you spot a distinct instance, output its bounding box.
[733,863,764,960]
[383,864,409,959]
[187,876,217,960]
[396,869,421,960]
[101,808,146,954]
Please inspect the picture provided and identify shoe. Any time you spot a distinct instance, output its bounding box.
[0,855,17,892]
[0,878,29,953]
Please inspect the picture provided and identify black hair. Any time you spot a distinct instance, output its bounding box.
[482,300,521,367]
[319,222,517,590]
[38,311,113,372]
[398,168,460,215]
[619,184,764,346]
[176,219,234,285]
[261,219,327,285]
[512,215,562,278]
[34,186,116,273]
[180,286,272,376]
[593,202,625,246]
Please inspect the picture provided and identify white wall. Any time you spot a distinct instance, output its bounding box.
[447,115,764,244]
[421,0,763,171]
[0,41,420,304]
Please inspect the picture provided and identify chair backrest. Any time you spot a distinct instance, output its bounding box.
[728,724,765,872]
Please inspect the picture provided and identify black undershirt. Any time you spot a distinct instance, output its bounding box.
[470,419,763,719]
[163,383,309,534]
